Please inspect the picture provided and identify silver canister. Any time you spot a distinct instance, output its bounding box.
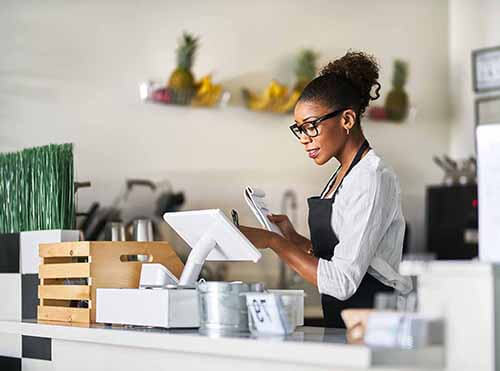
[133,219,153,241]
[197,281,264,335]
[105,222,126,241]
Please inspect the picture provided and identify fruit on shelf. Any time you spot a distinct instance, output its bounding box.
[242,80,302,114]
[384,60,409,122]
[242,49,318,114]
[367,106,388,121]
[143,32,228,108]
[151,87,172,104]
[293,49,318,92]
[242,80,285,112]
[167,32,199,105]
[192,75,223,107]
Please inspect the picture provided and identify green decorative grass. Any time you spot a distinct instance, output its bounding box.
[0,143,75,233]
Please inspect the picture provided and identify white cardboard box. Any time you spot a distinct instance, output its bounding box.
[96,288,200,328]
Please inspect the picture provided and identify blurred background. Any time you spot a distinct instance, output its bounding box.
[1,0,498,314]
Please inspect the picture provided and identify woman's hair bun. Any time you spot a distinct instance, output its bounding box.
[298,50,382,124]
[320,51,381,104]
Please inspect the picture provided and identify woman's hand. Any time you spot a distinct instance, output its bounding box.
[239,225,277,250]
[241,224,318,286]
[268,214,298,242]
[269,214,312,253]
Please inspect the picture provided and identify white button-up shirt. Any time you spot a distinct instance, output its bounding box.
[316,150,413,300]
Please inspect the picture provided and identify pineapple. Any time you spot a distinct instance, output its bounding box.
[167,32,199,104]
[293,49,318,92]
[384,60,409,122]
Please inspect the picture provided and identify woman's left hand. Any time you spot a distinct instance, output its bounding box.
[239,225,277,250]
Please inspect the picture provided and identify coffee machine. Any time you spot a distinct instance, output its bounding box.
[426,184,478,259]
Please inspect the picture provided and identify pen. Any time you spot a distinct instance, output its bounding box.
[231,209,239,227]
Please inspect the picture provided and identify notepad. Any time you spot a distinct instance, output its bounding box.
[244,186,284,237]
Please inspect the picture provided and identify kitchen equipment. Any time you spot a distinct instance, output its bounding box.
[81,178,185,241]
[37,241,183,323]
[155,181,185,217]
[432,155,477,185]
[77,202,100,239]
[133,219,153,242]
[105,222,126,241]
[426,184,478,259]
[197,281,261,334]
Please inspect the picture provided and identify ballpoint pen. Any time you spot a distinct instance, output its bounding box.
[231,209,239,228]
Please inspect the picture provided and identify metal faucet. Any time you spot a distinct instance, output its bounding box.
[279,189,298,288]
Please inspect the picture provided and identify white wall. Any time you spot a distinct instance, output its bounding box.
[0,0,450,283]
[448,0,500,158]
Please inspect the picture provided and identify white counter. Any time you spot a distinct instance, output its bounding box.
[0,320,443,371]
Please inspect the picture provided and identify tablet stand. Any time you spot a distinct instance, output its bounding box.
[163,209,261,286]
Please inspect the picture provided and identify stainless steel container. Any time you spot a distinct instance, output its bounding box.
[133,219,153,242]
[197,281,264,335]
[105,222,126,241]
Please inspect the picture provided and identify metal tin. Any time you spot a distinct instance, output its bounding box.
[105,222,126,241]
[197,281,264,335]
[133,219,153,242]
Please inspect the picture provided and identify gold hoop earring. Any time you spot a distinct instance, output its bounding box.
[345,127,350,136]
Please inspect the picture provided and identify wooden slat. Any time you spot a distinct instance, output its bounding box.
[37,306,90,323]
[39,242,90,258]
[42,278,68,285]
[42,299,72,307]
[37,319,91,328]
[39,263,90,279]
[43,257,80,264]
[39,285,90,300]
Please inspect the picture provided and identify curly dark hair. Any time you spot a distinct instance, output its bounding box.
[298,51,381,124]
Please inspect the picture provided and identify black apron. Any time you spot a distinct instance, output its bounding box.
[308,140,393,328]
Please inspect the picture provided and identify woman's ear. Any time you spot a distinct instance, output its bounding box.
[342,109,357,130]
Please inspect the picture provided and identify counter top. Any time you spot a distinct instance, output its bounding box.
[0,320,443,370]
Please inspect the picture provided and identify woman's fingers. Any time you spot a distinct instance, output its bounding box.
[268,214,288,223]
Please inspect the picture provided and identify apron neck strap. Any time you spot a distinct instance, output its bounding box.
[321,139,371,199]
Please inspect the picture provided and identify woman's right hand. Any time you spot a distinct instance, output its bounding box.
[268,214,298,242]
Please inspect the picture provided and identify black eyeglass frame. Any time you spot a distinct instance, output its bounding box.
[289,108,349,139]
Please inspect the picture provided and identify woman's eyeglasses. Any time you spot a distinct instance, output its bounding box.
[289,108,348,140]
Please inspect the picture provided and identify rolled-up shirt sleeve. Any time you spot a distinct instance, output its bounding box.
[317,169,399,300]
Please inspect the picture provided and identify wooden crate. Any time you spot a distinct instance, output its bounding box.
[37,241,184,324]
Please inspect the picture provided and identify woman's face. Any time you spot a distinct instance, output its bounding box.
[293,100,347,166]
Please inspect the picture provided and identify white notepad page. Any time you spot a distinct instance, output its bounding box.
[244,186,284,237]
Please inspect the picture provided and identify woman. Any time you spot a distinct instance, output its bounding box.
[241,51,413,328]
